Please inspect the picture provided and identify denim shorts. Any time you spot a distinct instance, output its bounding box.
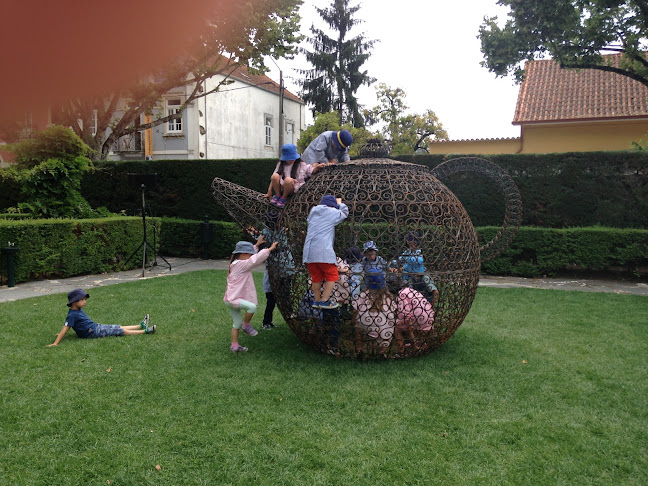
[88,324,124,338]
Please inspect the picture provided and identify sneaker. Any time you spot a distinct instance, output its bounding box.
[230,344,248,353]
[262,322,275,330]
[140,313,150,329]
[242,323,258,336]
[270,195,280,204]
[319,299,339,309]
[312,300,322,309]
[274,197,287,208]
[145,324,156,334]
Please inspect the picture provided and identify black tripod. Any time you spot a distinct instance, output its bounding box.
[123,175,171,276]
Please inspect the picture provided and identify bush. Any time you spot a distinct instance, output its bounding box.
[159,218,244,259]
[0,217,157,285]
[478,226,648,278]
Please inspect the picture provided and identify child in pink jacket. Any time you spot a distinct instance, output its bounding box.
[223,235,277,353]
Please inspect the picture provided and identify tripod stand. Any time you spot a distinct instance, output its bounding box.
[123,177,171,276]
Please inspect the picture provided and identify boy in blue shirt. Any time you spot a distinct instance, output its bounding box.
[47,288,156,346]
[302,195,349,309]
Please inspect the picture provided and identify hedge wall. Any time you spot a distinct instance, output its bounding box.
[396,152,648,229]
[3,151,645,229]
[478,226,648,278]
[1,217,645,284]
[0,217,157,285]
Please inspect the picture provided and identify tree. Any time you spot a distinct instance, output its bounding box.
[7,125,103,218]
[50,0,303,160]
[479,0,648,86]
[299,0,376,127]
[364,84,447,155]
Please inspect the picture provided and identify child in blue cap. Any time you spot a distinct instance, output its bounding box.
[302,194,349,309]
[47,288,155,346]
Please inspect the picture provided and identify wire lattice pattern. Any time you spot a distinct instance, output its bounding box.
[212,157,521,359]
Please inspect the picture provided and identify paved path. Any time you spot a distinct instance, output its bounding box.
[1,256,646,303]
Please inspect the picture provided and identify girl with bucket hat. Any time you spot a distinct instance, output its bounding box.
[265,143,328,208]
[224,235,278,352]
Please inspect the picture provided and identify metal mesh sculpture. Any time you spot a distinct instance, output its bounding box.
[212,155,521,359]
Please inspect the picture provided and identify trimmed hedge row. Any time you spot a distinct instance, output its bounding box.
[161,219,647,279]
[2,218,645,285]
[397,152,648,229]
[0,217,158,285]
[2,151,645,229]
[159,218,243,259]
[478,226,648,278]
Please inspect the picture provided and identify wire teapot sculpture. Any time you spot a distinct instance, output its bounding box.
[212,142,521,359]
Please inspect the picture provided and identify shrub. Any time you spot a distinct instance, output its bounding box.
[478,226,648,278]
[0,217,156,285]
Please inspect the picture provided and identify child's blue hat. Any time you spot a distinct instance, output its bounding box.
[280,144,300,161]
[363,241,378,252]
[67,288,89,307]
[233,241,256,255]
[365,268,385,290]
[332,130,353,149]
[320,195,339,209]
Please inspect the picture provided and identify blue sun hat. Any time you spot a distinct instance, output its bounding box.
[363,241,378,252]
[365,268,386,290]
[332,130,353,150]
[232,241,256,255]
[67,288,89,307]
[320,194,339,209]
[280,143,300,161]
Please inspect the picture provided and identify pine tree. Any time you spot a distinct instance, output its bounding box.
[299,0,376,127]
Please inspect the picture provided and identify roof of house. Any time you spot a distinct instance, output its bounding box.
[226,64,304,104]
[513,54,648,124]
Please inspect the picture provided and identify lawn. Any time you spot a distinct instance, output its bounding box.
[1,270,647,485]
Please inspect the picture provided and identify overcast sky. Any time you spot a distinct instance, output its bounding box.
[266,0,521,140]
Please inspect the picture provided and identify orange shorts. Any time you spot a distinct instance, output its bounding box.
[307,262,339,283]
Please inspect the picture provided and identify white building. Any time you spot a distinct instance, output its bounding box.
[110,65,306,161]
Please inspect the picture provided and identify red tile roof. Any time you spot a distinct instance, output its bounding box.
[226,64,304,104]
[513,54,648,124]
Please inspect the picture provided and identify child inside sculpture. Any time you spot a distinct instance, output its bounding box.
[395,286,435,355]
[360,241,389,291]
[344,246,363,299]
[398,231,439,303]
[224,235,278,353]
[352,273,396,357]
[302,195,349,309]
[265,144,327,208]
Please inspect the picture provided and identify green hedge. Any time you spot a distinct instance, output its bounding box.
[159,218,244,259]
[397,152,648,229]
[80,159,276,222]
[0,217,157,285]
[478,226,648,278]
[2,152,647,229]
[1,217,645,283]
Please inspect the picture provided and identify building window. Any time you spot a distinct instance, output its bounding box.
[286,121,295,144]
[265,114,273,146]
[90,110,98,136]
[166,98,183,134]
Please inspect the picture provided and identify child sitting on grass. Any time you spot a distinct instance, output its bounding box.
[47,288,155,346]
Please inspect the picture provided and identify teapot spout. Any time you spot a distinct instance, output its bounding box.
[211,178,281,233]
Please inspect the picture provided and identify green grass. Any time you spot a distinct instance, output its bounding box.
[1,270,647,485]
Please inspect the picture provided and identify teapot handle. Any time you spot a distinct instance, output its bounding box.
[431,157,522,263]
